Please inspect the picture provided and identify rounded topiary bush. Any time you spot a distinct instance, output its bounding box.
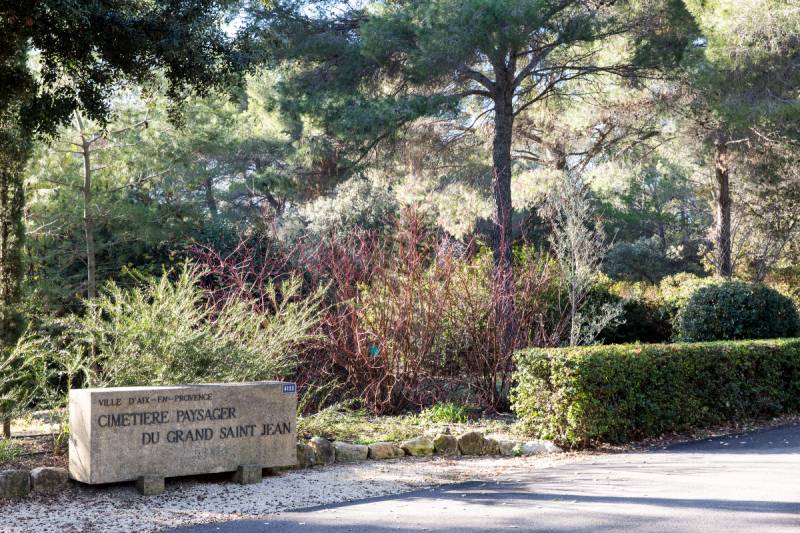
[677,281,800,342]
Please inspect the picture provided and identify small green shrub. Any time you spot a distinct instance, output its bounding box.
[511,339,800,447]
[0,335,52,420]
[677,282,800,342]
[419,402,469,424]
[601,297,672,344]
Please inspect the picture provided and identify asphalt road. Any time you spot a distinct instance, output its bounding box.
[166,423,800,533]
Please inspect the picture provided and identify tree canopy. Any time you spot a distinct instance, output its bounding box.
[0,0,254,349]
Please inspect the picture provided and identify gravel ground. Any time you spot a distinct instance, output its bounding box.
[0,454,571,533]
[5,415,794,533]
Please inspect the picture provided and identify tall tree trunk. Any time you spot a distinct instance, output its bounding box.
[2,419,10,439]
[492,104,514,274]
[490,63,517,381]
[713,140,732,278]
[81,138,97,299]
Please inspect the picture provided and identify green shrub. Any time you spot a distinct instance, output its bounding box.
[603,237,684,283]
[279,176,398,242]
[601,297,672,344]
[657,273,717,336]
[511,339,800,447]
[23,264,323,388]
[677,282,800,342]
[0,335,52,420]
[658,272,718,306]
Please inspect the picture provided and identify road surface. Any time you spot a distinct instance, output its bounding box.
[166,423,800,532]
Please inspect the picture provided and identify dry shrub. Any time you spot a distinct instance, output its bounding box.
[193,209,570,414]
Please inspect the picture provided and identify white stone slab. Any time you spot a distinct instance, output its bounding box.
[69,382,297,484]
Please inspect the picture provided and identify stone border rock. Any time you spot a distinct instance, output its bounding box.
[30,467,69,494]
[0,432,561,500]
[1,467,69,500]
[301,432,561,466]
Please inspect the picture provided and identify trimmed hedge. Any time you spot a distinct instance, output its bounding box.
[511,339,800,447]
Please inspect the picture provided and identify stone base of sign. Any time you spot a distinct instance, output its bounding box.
[520,439,563,455]
[1,428,566,501]
[136,475,165,496]
[233,464,262,485]
[367,442,405,460]
[486,435,518,456]
[457,431,487,455]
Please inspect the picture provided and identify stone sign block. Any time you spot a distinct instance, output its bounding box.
[69,382,297,484]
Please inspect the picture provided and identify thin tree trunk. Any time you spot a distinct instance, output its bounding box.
[2,418,10,439]
[656,214,667,248]
[75,113,97,299]
[713,141,732,278]
[82,141,97,299]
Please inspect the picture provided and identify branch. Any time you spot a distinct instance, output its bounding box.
[513,63,637,117]
[26,218,66,236]
[456,64,495,92]
[442,107,493,147]
[36,177,81,191]
[105,117,149,138]
[453,89,493,99]
[513,79,561,116]
[511,149,543,163]
[351,117,415,166]
[102,169,171,194]
[92,141,142,152]
[511,42,563,88]
[725,137,751,146]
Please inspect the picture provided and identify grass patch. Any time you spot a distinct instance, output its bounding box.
[9,410,63,436]
[0,439,23,462]
[298,402,520,445]
[419,403,469,424]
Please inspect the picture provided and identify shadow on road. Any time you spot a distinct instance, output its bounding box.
[656,422,799,455]
[163,423,800,533]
